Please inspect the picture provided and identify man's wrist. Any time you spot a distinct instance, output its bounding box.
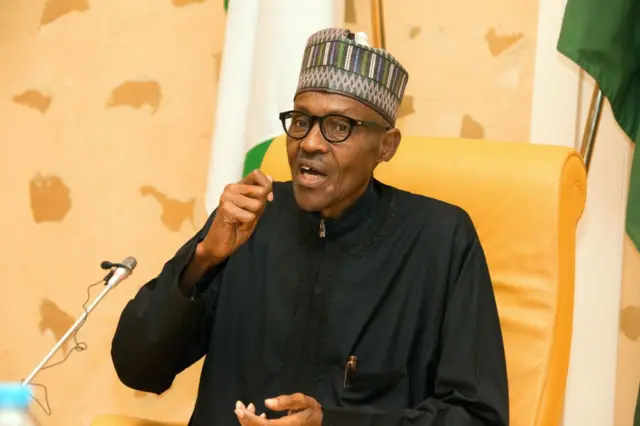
[194,241,224,270]
[178,242,225,296]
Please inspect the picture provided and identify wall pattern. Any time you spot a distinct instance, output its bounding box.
[617,235,640,426]
[0,0,637,425]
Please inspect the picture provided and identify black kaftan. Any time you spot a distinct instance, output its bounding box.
[111,179,509,425]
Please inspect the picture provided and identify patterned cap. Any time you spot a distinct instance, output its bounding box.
[294,28,409,126]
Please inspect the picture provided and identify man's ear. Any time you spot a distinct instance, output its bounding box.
[377,128,401,163]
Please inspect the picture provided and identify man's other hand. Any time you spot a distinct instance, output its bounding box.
[234,393,322,426]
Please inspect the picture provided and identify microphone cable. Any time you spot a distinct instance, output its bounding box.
[24,277,106,416]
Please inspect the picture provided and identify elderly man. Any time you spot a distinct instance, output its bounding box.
[111,28,509,426]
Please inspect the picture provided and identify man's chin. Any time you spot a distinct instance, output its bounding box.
[292,186,327,213]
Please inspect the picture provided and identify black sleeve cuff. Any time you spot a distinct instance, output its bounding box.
[174,235,227,300]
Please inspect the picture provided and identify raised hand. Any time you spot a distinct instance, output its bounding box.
[199,169,274,267]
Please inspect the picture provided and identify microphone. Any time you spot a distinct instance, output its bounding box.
[100,260,114,269]
[22,256,138,387]
[101,256,137,288]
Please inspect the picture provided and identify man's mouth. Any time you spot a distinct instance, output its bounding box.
[298,165,328,187]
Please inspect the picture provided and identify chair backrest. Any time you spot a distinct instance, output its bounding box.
[260,134,587,426]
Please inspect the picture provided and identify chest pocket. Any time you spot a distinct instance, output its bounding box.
[332,364,408,406]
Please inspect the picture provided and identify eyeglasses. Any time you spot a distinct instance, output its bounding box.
[278,110,391,143]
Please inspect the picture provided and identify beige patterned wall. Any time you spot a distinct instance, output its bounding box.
[0,1,222,424]
[346,0,537,142]
[617,236,640,426]
[0,0,636,425]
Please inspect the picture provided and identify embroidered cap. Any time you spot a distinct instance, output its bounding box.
[295,28,409,127]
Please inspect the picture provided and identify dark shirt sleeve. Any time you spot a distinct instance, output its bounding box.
[110,211,224,395]
[323,214,509,426]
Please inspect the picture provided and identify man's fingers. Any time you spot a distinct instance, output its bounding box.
[234,409,247,424]
[235,408,267,426]
[225,192,264,213]
[265,393,309,411]
[219,201,256,224]
[240,170,274,201]
[241,169,270,187]
[227,184,272,201]
[237,409,304,426]
[265,410,306,426]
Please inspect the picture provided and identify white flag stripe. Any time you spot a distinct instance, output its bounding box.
[205,1,344,215]
[205,0,260,214]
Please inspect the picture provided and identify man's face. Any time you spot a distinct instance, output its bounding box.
[286,91,400,218]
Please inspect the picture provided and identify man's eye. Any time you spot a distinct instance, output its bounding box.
[293,119,308,128]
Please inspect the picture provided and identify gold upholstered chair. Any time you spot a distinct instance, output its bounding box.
[92,135,586,426]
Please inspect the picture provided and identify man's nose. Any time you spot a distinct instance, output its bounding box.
[300,122,329,154]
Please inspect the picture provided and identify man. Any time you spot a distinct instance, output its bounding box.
[111,28,509,426]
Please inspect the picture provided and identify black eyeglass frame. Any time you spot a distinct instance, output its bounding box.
[278,110,392,143]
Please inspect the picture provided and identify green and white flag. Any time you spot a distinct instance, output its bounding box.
[205,0,344,213]
[557,0,640,252]
[557,0,640,424]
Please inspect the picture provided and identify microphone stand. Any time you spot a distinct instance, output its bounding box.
[21,260,135,387]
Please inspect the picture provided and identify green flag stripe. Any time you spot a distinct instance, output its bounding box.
[557,0,640,143]
[243,138,275,177]
[556,44,640,144]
